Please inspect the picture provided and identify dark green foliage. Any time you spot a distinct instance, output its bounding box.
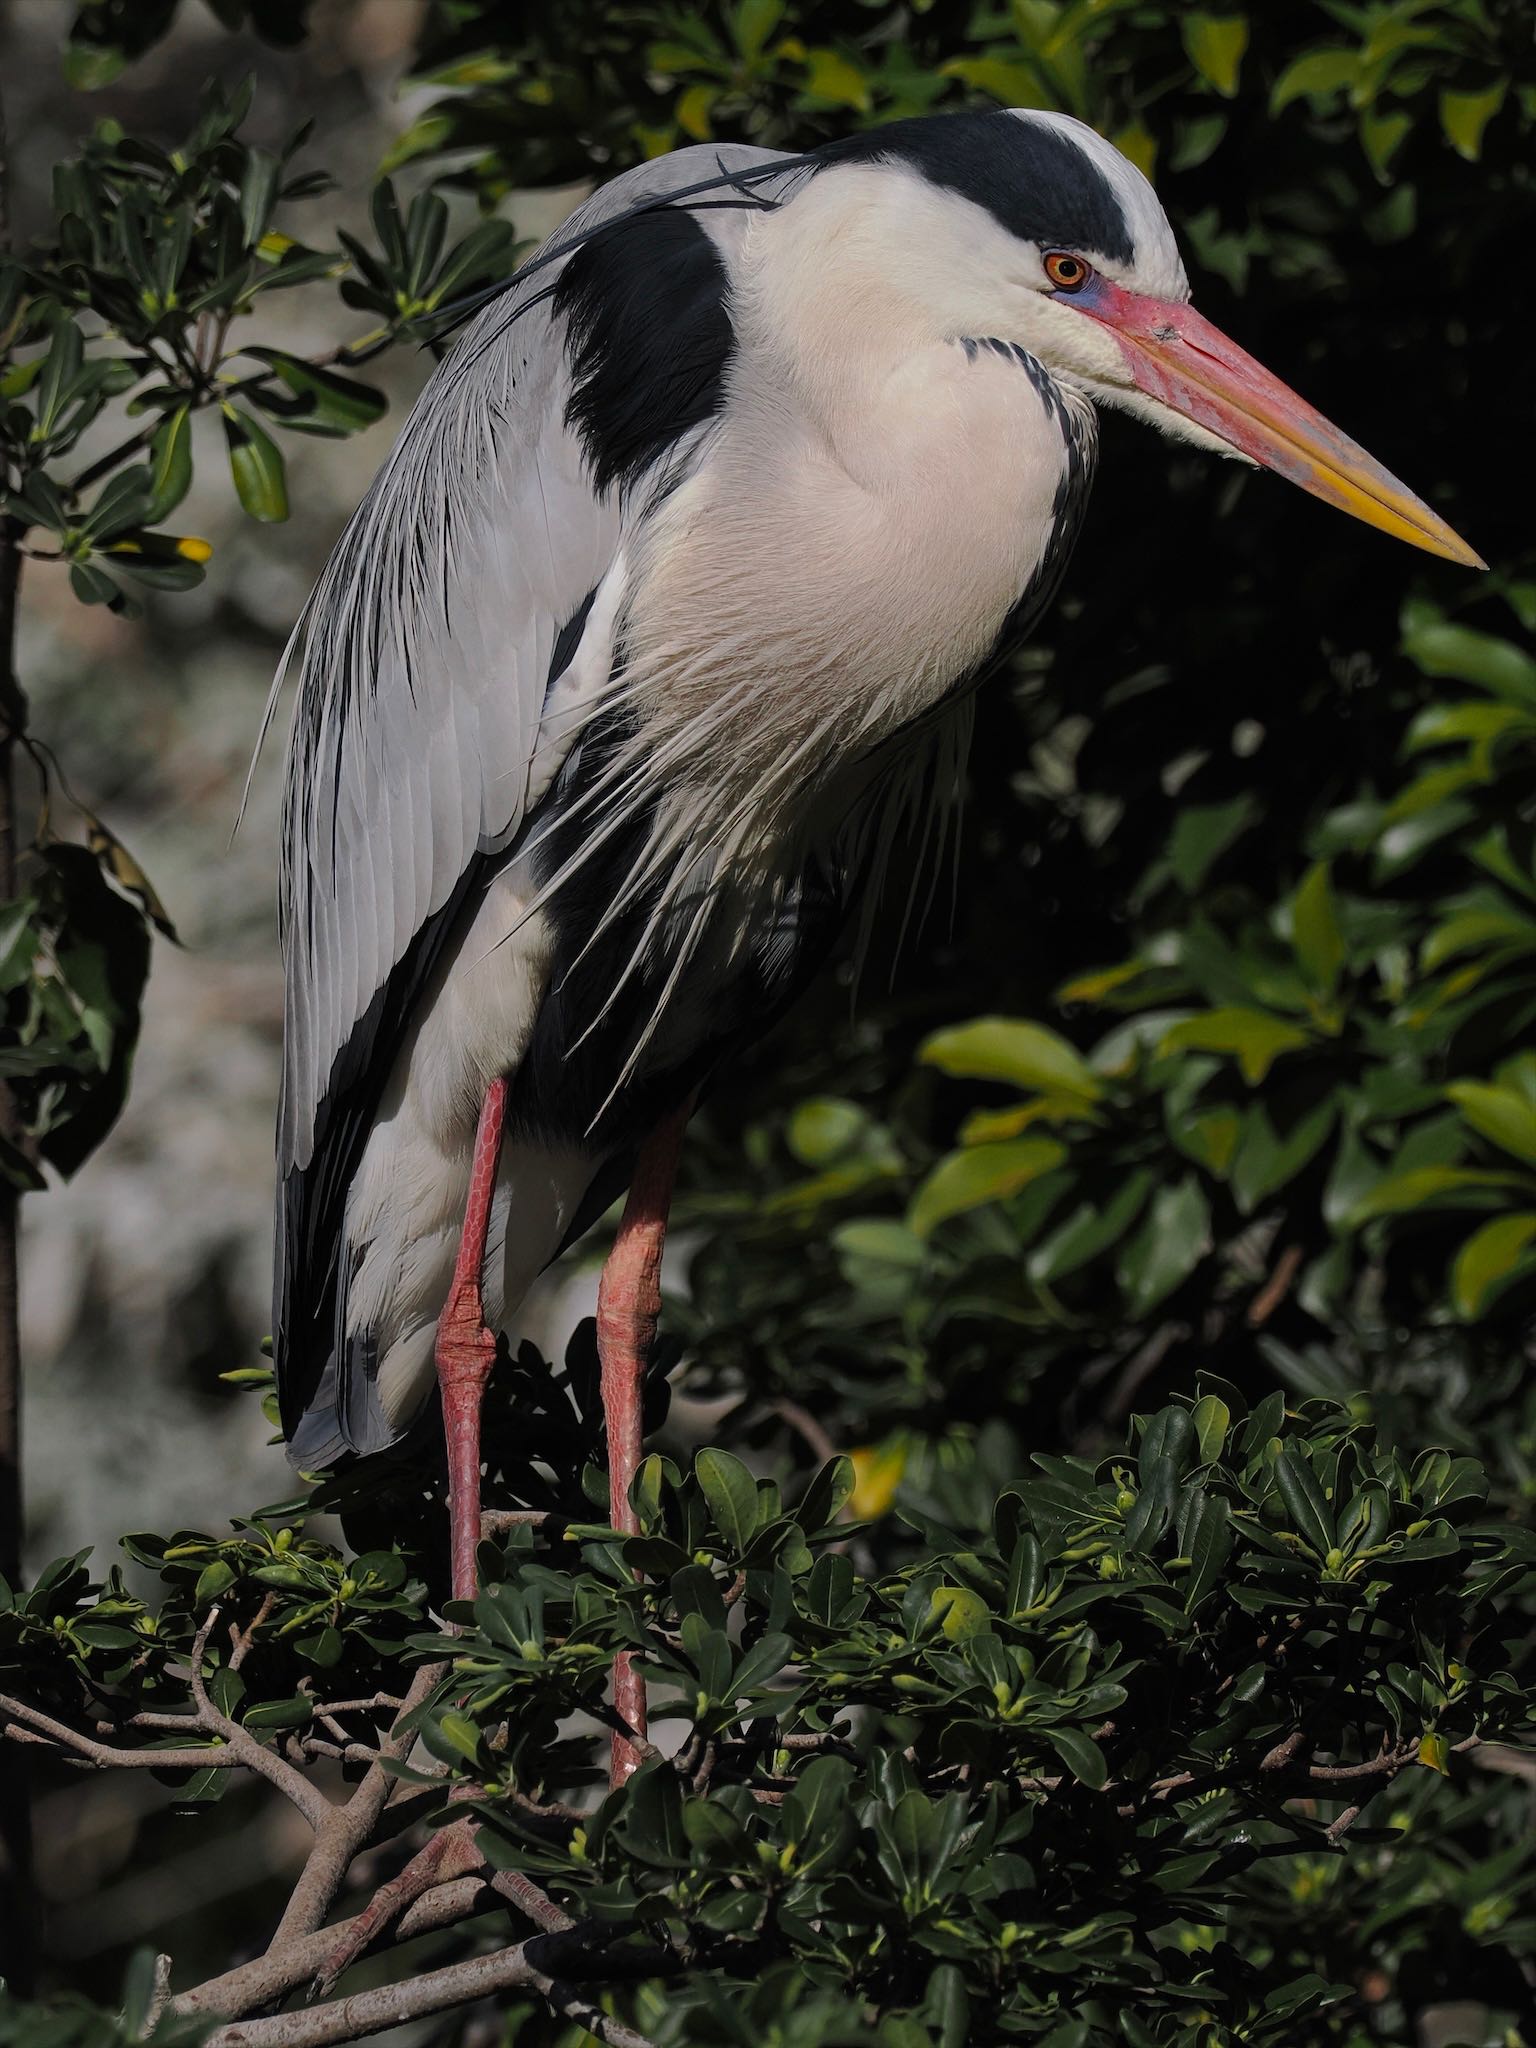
[3,1374,1532,2043]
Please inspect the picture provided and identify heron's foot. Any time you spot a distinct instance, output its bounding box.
[311,1817,483,2000]
[437,1295,499,1607]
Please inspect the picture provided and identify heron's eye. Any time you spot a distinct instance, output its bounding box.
[1045,252,1091,292]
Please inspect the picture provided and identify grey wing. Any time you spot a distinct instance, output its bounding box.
[271,144,792,1444]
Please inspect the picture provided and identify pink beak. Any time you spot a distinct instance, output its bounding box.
[1071,279,1484,569]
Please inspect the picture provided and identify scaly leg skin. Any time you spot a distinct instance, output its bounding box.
[437,1076,509,1609]
[312,1086,511,2001]
[596,1099,693,1787]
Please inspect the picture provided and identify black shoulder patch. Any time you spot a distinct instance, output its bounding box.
[813,110,1133,267]
[553,207,734,496]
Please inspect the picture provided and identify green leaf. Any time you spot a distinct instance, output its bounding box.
[193,1558,236,1604]
[241,1695,315,1729]
[1045,1726,1107,1789]
[1446,1079,1536,1166]
[1168,794,1255,892]
[1292,862,1345,997]
[1451,1213,1536,1318]
[907,1136,1067,1239]
[246,350,387,438]
[145,406,194,522]
[787,1096,869,1165]
[435,1712,483,1764]
[1027,1171,1152,1285]
[1349,1165,1527,1222]
[920,1016,1100,1102]
[1117,1178,1211,1316]
[800,48,871,111]
[223,406,288,521]
[240,145,281,247]
[930,1585,990,1640]
[1272,1443,1334,1556]
[696,1449,760,1553]
[1270,48,1359,113]
[1401,618,1536,707]
[1181,13,1248,97]
[1181,1493,1232,1613]
[1439,81,1505,161]
[1157,1008,1310,1084]
[733,0,784,61]
[1191,1394,1231,1466]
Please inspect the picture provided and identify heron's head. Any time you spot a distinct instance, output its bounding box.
[800,109,1480,567]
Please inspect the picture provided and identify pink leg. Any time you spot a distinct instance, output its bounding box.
[436,1076,509,1607]
[596,1100,692,1785]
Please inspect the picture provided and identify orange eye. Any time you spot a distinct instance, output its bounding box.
[1045,252,1091,292]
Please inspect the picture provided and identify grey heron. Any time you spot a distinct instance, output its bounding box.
[268,109,1478,1769]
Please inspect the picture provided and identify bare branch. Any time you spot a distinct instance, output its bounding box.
[173,1877,495,2019]
[229,1594,278,1672]
[268,1661,448,1949]
[186,1608,332,1829]
[2,1692,241,1773]
[202,1927,659,2048]
[311,1816,483,1999]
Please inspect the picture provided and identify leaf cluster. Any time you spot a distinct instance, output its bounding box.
[4,1372,1533,2044]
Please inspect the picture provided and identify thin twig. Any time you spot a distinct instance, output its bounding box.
[2,1693,240,1773]
[187,1608,331,1829]
[229,1594,278,1672]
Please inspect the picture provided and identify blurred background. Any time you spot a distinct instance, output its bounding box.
[2,0,1532,2016]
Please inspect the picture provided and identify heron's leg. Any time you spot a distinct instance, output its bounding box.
[596,1098,693,1785]
[436,1075,509,1607]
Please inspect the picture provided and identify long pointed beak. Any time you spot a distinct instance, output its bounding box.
[1071,279,1484,569]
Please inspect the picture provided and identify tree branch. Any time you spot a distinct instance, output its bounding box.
[1,1691,244,1773]
[173,1876,496,2019]
[268,1660,448,1948]
[202,1926,659,2048]
[186,1608,332,1829]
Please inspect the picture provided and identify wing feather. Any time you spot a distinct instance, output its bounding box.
[272,143,793,1437]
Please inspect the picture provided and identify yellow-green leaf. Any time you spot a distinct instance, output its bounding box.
[1451,1213,1536,1318]
[1156,1008,1309,1085]
[1349,1165,1528,1224]
[1111,118,1157,178]
[675,82,715,140]
[907,1137,1066,1239]
[920,1016,1100,1102]
[1446,1079,1536,1166]
[1439,80,1505,161]
[1359,107,1412,180]
[940,55,1053,109]
[931,1586,990,1640]
[848,1439,907,1519]
[732,0,784,61]
[1270,48,1359,114]
[801,48,870,110]
[1417,1731,1450,1775]
[1181,13,1248,97]
[1057,960,1144,1004]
